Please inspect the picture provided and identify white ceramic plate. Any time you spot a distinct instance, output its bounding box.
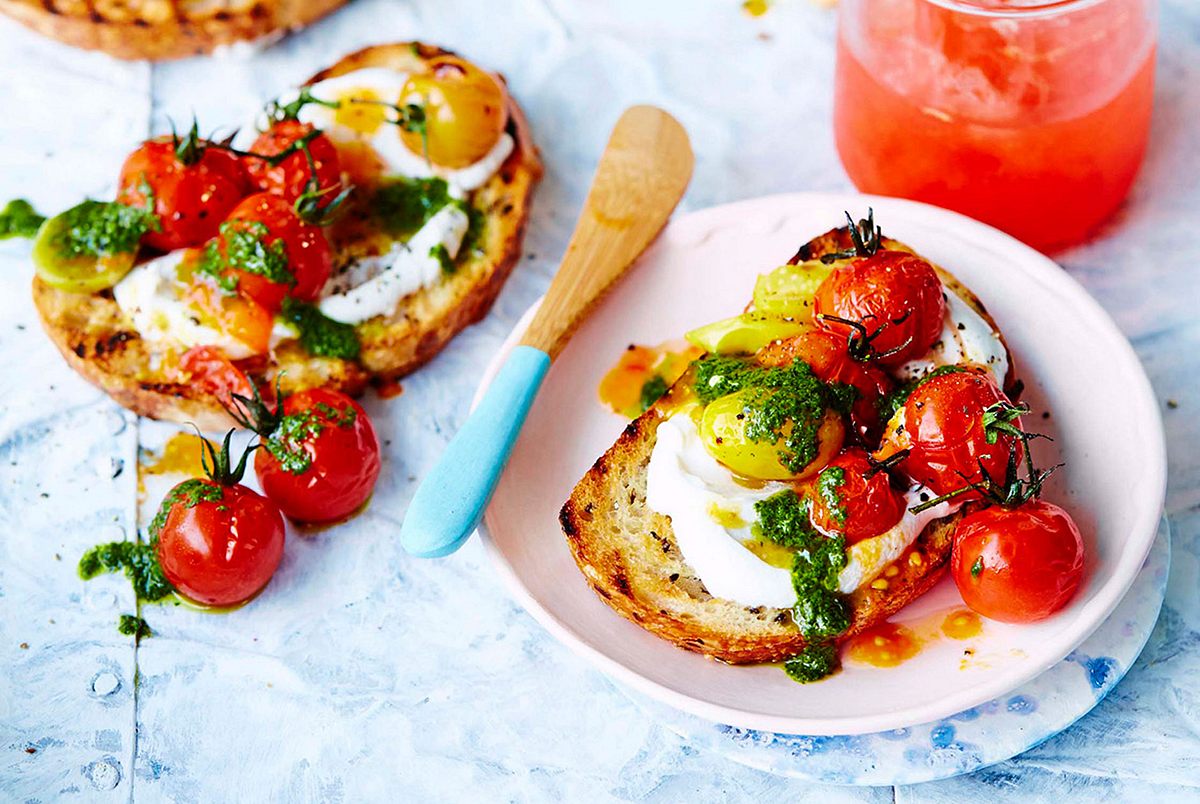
[476,192,1166,736]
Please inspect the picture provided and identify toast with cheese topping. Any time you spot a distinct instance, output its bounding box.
[32,42,542,430]
[0,0,347,61]
[559,226,1012,664]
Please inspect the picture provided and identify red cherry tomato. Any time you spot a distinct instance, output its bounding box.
[880,367,1024,499]
[809,449,905,543]
[154,478,285,607]
[254,389,381,524]
[814,250,946,367]
[117,137,250,252]
[951,500,1085,623]
[179,346,258,409]
[209,193,333,309]
[758,329,895,440]
[245,120,342,206]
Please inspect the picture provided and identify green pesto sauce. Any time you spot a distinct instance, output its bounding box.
[369,177,485,272]
[51,199,158,258]
[429,243,455,275]
[265,401,357,475]
[754,490,850,642]
[783,644,840,683]
[280,297,361,360]
[149,479,223,541]
[639,375,669,413]
[117,614,152,640]
[692,356,853,474]
[372,176,454,238]
[0,199,46,239]
[198,220,294,290]
[79,540,174,602]
[816,465,847,526]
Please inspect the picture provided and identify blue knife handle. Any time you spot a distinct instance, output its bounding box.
[400,345,551,558]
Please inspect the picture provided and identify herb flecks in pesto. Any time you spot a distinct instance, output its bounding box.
[265,402,357,475]
[118,614,153,640]
[280,297,361,360]
[783,644,840,683]
[639,375,670,413]
[817,466,848,526]
[0,199,46,239]
[693,356,845,474]
[754,490,850,642]
[148,479,223,541]
[52,199,158,259]
[371,177,453,238]
[79,540,175,602]
[429,243,455,275]
[199,220,294,291]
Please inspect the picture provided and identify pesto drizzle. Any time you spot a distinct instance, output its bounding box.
[639,375,670,413]
[118,614,153,640]
[371,176,454,237]
[816,465,847,526]
[754,490,851,683]
[693,356,854,474]
[0,199,46,239]
[78,478,227,637]
[78,539,175,602]
[198,219,294,292]
[753,490,850,643]
[783,644,840,684]
[264,402,357,475]
[280,297,361,360]
[51,199,158,258]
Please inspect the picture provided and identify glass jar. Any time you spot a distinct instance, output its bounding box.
[834,0,1157,252]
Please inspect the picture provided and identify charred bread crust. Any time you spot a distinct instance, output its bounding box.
[32,42,542,429]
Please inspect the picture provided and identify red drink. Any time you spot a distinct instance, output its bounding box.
[834,0,1156,251]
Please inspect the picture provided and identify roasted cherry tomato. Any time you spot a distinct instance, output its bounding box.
[757,329,895,440]
[117,132,250,252]
[809,449,905,543]
[814,250,945,367]
[245,120,342,206]
[178,347,261,411]
[400,55,509,168]
[153,434,285,607]
[238,388,381,524]
[951,500,1085,623]
[879,367,1024,499]
[208,193,333,309]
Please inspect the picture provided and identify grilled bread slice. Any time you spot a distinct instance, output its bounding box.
[559,226,1011,665]
[0,0,346,61]
[33,42,542,431]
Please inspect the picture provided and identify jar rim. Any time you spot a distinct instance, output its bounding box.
[916,0,1110,17]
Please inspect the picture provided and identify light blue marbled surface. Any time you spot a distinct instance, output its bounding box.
[1,1,1198,800]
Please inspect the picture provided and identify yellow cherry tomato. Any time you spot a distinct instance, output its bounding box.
[686,313,810,356]
[700,390,845,481]
[400,56,509,169]
[33,204,139,293]
[752,261,835,319]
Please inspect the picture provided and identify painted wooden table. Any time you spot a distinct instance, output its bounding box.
[2,1,1198,800]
